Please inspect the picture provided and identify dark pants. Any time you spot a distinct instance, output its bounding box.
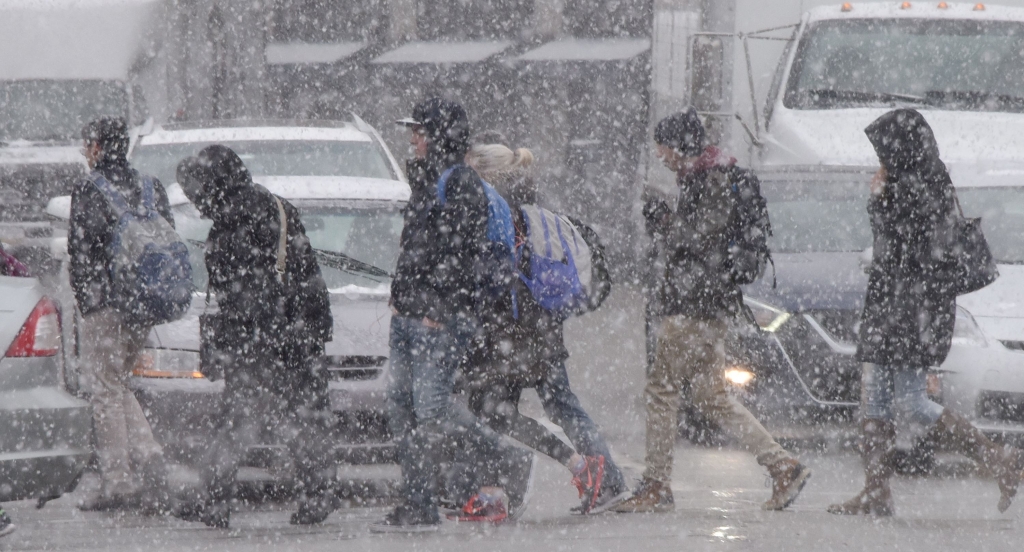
[465,357,627,493]
[200,357,336,506]
[387,315,525,516]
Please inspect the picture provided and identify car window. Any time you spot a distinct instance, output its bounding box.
[957,187,1024,264]
[762,179,872,253]
[132,139,395,185]
[172,200,403,291]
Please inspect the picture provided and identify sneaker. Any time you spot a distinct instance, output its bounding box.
[571,482,632,515]
[571,456,606,514]
[76,492,132,512]
[610,478,674,513]
[504,452,537,521]
[763,458,811,511]
[446,492,509,523]
[172,500,229,528]
[370,505,440,534]
[0,508,15,538]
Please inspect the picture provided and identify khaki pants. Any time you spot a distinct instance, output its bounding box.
[80,308,163,495]
[643,315,791,484]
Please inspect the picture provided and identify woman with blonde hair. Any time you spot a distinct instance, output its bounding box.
[453,141,630,516]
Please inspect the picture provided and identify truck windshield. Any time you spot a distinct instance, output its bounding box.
[0,80,128,142]
[784,19,1024,113]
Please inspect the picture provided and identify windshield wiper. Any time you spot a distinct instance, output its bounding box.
[923,90,1024,111]
[314,249,394,281]
[807,89,931,107]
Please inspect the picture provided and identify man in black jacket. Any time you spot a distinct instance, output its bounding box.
[615,109,810,513]
[174,145,336,528]
[69,117,173,512]
[372,98,533,533]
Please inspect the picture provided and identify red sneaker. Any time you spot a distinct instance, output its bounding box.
[446,493,509,523]
[571,455,606,514]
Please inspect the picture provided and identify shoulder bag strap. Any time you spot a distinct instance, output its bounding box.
[951,185,965,219]
[273,195,288,282]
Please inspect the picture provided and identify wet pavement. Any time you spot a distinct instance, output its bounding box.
[2,286,1022,551]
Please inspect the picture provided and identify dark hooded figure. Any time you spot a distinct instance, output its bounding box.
[173,145,337,528]
[372,98,533,533]
[830,108,1024,517]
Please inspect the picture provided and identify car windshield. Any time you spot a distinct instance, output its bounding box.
[0,80,128,142]
[172,199,404,291]
[764,177,1024,264]
[785,19,1024,112]
[132,139,396,184]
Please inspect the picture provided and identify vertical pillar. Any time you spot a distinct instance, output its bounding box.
[532,0,564,40]
[385,0,418,43]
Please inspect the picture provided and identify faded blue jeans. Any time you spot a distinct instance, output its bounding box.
[860,363,944,425]
[387,315,521,517]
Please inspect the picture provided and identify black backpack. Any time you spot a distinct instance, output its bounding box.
[722,167,774,286]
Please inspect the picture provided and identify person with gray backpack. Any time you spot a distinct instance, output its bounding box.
[69,117,187,512]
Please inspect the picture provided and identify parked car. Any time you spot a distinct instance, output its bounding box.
[689,166,1024,451]
[0,252,91,504]
[49,118,409,473]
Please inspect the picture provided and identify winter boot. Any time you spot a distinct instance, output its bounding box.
[763,457,812,511]
[934,408,1024,513]
[828,419,896,516]
[611,477,674,513]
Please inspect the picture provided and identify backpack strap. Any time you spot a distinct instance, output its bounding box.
[140,176,156,212]
[272,196,288,282]
[89,173,132,215]
[436,166,458,205]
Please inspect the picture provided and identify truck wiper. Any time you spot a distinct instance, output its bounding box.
[924,90,1024,111]
[807,89,931,106]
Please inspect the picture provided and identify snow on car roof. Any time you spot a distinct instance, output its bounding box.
[372,41,513,64]
[164,176,410,207]
[517,38,651,62]
[139,125,372,145]
[808,2,1024,23]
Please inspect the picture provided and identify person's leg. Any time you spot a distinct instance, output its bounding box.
[287,367,340,525]
[536,358,626,493]
[686,319,809,511]
[0,505,14,537]
[897,369,1024,513]
[829,362,897,516]
[79,309,137,503]
[471,375,577,465]
[614,316,693,513]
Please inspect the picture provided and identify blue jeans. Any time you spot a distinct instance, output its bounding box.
[860,363,944,425]
[387,315,519,516]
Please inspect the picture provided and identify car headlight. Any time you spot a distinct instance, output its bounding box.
[744,298,792,332]
[132,349,204,378]
[953,306,987,348]
[724,367,756,387]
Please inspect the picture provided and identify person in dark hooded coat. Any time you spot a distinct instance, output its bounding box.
[829,108,1024,517]
[173,145,337,528]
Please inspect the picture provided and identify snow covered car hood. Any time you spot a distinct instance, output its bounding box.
[761,107,1024,168]
[957,264,1024,345]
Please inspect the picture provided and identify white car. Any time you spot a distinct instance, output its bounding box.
[50,118,410,470]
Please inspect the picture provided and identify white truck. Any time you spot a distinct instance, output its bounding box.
[0,0,161,271]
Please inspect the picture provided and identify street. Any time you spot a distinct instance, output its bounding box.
[2,286,1022,551]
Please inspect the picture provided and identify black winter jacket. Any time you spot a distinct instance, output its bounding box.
[856,109,958,368]
[69,158,172,316]
[658,161,752,320]
[390,153,493,324]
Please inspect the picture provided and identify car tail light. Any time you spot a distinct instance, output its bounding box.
[5,297,61,357]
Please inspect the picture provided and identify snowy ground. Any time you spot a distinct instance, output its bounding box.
[3,286,1022,551]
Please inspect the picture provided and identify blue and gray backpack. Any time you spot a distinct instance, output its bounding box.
[91,173,194,326]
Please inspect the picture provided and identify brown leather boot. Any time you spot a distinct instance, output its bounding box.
[828,419,896,516]
[610,478,674,513]
[763,458,812,511]
[934,408,1024,513]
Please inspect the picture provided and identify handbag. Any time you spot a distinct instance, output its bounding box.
[949,189,998,295]
[198,195,290,380]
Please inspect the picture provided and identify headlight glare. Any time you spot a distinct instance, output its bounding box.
[745,299,791,332]
[724,367,755,386]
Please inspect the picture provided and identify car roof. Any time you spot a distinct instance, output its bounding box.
[139,120,373,145]
[807,2,1024,24]
[165,176,411,206]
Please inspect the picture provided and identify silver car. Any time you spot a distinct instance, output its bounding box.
[0,271,91,503]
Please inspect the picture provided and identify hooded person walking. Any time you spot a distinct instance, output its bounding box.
[173,145,337,528]
[829,108,1024,516]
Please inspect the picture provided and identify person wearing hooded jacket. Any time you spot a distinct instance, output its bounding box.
[173,145,336,528]
[829,108,1024,517]
[69,117,175,512]
[615,108,810,513]
[373,98,534,533]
